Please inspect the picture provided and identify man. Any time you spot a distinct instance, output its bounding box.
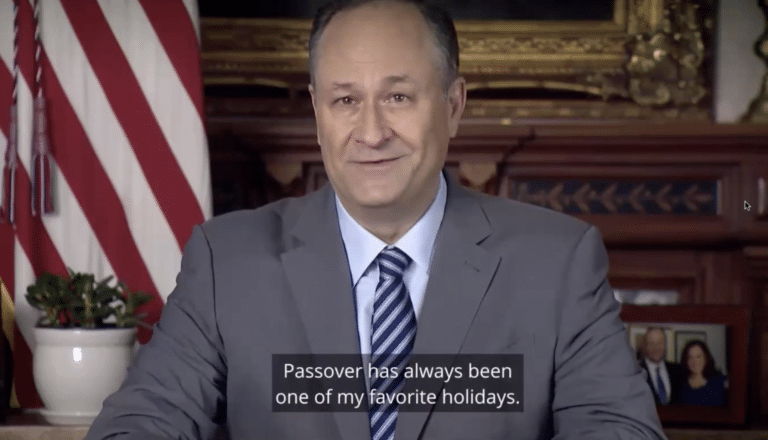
[639,327,685,405]
[85,1,666,439]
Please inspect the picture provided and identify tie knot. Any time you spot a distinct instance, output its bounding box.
[376,247,411,278]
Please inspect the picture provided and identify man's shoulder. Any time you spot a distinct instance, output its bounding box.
[195,189,322,246]
[465,188,594,241]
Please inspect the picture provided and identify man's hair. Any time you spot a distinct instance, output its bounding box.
[644,327,666,340]
[308,0,459,93]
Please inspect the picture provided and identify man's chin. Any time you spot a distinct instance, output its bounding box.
[344,184,403,206]
[354,195,402,210]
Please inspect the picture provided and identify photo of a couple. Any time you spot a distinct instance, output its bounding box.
[632,326,728,407]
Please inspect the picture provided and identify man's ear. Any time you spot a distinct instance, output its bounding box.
[446,76,466,138]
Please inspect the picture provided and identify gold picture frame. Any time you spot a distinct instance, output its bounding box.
[201,0,713,121]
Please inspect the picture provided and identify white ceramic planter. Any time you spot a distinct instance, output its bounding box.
[33,327,136,425]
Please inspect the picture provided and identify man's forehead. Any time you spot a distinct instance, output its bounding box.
[314,39,440,90]
[328,75,419,90]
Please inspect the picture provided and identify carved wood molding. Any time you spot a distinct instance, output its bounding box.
[501,180,717,215]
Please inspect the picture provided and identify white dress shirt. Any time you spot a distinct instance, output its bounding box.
[336,173,447,357]
[644,358,672,403]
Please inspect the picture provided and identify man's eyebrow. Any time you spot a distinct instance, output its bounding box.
[331,82,355,90]
[330,75,417,90]
[383,75,416,85]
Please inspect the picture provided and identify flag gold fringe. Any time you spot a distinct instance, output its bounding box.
[1,278,20,408]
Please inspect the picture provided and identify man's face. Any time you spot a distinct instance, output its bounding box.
[309,1,465,217]
[644,329,667,363]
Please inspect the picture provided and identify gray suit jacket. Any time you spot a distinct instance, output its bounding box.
[86,174,666,440]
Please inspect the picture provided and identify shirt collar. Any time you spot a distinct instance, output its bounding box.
[644,358,665,369]
[336,173,447,285]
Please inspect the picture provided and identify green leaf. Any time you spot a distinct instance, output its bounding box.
[26,270,155,328]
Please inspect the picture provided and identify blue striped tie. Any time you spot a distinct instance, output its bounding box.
[369,247,416,440]
[656,367,668,404]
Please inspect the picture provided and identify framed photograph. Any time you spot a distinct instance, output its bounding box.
[199,0,715,121]
[620,305,750,425]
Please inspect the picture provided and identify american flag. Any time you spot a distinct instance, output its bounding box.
[0,0,211,408]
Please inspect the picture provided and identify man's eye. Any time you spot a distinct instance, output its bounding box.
[336,97,354,105]
[390,94,409,103]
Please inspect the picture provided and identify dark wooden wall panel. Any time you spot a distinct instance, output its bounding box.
[206,116,768,428]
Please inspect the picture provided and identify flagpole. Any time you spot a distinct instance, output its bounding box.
[1,0,19,225]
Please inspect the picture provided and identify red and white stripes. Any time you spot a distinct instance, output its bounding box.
[0,0,211,408]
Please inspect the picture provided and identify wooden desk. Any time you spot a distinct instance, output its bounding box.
[2,413,768,440]
[2,409,768,440]
[0,410,88,440]
[665,429,768,440]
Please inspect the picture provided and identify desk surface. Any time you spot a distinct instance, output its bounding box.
[1,411,768,440]
[0,410,89,440]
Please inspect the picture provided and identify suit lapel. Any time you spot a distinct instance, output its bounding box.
[280,177,502,440]
[280,184,370,440]
[396,176,502,440]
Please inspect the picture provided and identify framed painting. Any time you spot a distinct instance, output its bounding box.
[200,0,715,121]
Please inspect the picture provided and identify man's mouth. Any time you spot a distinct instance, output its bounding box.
[356,157,400,165]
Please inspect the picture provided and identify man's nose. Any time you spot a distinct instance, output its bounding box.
[354,100,390,148]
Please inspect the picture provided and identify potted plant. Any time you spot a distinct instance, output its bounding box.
[26,269,154,425]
